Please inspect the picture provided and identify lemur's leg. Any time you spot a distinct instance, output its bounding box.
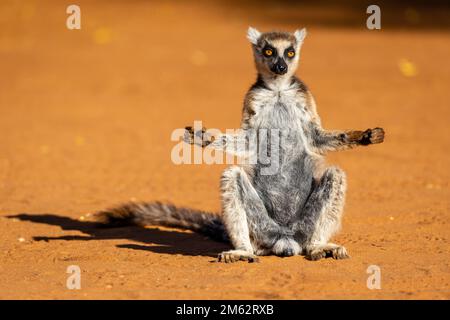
[295,166,349,261]
[219,166,298,263]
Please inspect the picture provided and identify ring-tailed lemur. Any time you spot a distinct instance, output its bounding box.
[96,27,384,263]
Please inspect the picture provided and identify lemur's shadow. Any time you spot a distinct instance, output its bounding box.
[7,213,230,258]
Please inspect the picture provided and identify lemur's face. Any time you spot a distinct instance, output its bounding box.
[247,27,306,77]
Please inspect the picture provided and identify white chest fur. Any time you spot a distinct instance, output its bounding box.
[248,88,318,156]
[250,88,310,129]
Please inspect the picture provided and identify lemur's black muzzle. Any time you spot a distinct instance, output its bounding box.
[271,58,288,75]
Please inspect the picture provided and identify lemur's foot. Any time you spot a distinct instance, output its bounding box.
[184,126,214,147]
[306,244,349,261]
[272,238,301,257]
[217,250,259,263]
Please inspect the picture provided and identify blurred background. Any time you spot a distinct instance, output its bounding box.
[1,0,449,212]
[0,0,449,299]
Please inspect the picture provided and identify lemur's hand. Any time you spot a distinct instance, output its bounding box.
[365,127,385,145]
[184,126,215,147]
[344,127,385,145]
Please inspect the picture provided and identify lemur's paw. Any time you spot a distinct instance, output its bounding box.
[329,246,350,260]
[272,238,301,257]
[306,245,350,261]
[360,127,385,145]
[217,250,259,263]
[184,126,214,147]
[368,127,385,144]
[306,249,326,261]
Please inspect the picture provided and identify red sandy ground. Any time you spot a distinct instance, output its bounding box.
[0,1,449,299]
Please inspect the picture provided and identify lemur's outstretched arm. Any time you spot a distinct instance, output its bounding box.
[184,126,256,158]
[301,91,385,155]
[308,124,385,155]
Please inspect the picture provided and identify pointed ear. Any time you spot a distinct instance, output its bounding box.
[294,28,307,44]
[247,26,261,45]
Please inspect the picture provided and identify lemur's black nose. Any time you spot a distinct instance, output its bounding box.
[272,59,288,75]
[276,64,286,73]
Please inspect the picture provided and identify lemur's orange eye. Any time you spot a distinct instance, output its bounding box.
[264,49,273,56]
[287,51,295,58]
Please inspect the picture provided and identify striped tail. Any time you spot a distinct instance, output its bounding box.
[95,201,229,243]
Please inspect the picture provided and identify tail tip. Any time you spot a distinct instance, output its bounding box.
[94,203,137,228]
